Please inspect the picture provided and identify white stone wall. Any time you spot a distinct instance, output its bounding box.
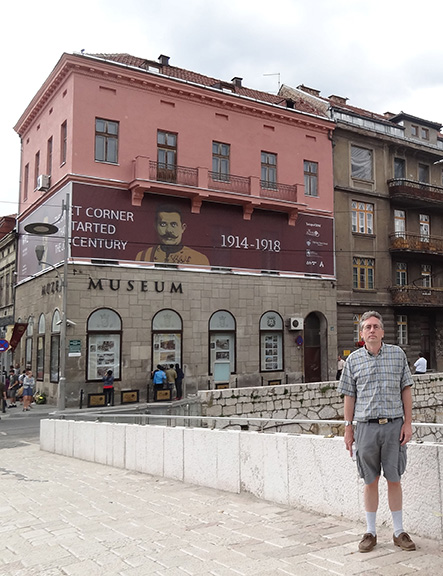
[199,374,443,441]
[40,419,443,540]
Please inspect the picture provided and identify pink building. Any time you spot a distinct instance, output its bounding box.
[14,52,337,406]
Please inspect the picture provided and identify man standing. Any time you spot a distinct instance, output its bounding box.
[338,310,415,553]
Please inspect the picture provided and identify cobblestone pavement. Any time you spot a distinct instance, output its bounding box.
[0,442,442,576]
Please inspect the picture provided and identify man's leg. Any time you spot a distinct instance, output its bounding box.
[388,480,416,550]
[359,476,379,552]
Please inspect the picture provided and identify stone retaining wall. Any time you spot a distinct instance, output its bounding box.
[198,374,443,441]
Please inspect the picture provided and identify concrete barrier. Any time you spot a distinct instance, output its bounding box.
[40,419,443,540]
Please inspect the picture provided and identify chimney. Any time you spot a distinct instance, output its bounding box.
[297,84,321,97]
[384,111,396,119]
[231,77,243,88]
[158,54,170,66]
[329,94,348,106]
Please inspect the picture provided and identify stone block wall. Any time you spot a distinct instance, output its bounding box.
[198,373,443,441]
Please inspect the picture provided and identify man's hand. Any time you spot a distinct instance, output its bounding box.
[400,422,413,445]
[344,426,354,456]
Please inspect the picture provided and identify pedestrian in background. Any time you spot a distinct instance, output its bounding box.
[175,364,184,400]
[336,355,345,380]
[7,369,18,408]
[413,353,427,375]
[165,364,177,397]
[22,369,35,412]
[338,310,416,553]
[102,369,115,406]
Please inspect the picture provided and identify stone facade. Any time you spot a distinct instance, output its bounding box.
[199,373,443,441]
[14,262,337,406]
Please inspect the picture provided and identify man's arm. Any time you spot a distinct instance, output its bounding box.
[400,385,413,445]
[343,394,356,457]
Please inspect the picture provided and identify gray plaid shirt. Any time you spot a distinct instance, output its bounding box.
[338,343,413,422]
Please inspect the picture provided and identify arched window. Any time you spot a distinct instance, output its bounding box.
[151,309,183,370]
[209,310,236,375]
[87,308,122,381]
[25,316,34,369]
[36,313,46,381]
[260,311,284,372]
[50,310,61,383]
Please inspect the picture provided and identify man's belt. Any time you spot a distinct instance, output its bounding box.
[367,417,397,424]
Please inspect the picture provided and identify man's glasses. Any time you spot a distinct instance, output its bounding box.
[362,324,382,331]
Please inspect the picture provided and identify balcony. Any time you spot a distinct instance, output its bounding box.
[389,232,443,255]
[389,285,443,307]
[130,158,301,224]
[388,178,443,209]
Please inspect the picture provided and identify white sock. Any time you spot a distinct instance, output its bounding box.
[366,511,377,536]
[392,510,404,537]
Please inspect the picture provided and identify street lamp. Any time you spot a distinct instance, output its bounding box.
[24,193,70,410]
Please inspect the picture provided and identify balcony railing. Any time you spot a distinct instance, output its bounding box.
[208,171,250,195]
[260,181,297,202]
[389,285,443,307]
[388,178,443,206]
[150,162,199,187]
[147,161,297,202]
[389,232,443,254]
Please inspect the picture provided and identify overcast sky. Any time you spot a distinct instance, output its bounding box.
[2,0,443,216]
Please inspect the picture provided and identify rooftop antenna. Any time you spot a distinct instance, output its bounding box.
[263,72,281,93]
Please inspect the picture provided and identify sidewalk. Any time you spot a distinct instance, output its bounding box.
[1,441,442,575]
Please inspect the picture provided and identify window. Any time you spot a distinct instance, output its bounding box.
[353,257,374,289]
[420,214,430,242]
[397,315,408,345]
[418,163,429,183]
[353,313,362,344]
[87,308,122,380]
[47,137,53,175]
[152,309,182,370]
[261,151,277,189]
[421,127,429,140]
[394,210,406,238]
[95,118,119,163]
[396,262,407,286]
[394,157,405,179]
[422,264,432,294]
[212,142,230,181]
[209,310,236,376]
[36,314,45,381]
[50,310,61,383]
[411,125,418,138]
[35,151,40,188]
[304,161,318,197]
[351,201,374,234]
[60,121,67,164]
[157,130,177,182]
[24,163,29,201]
[25,316,34,368]
[351,145,373,181]
[5,273,10,306]
[260,311,284,372]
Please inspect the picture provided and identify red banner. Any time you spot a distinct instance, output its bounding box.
[9,323,28,350]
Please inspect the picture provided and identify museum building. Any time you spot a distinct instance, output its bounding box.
[13,52,337,406]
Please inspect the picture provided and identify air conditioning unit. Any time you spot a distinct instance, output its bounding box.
[37,174,50,191]
[289,317,304,330]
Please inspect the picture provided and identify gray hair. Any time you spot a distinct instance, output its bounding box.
[359,310,384,333]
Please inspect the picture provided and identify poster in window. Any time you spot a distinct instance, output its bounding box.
[262,334,282,371]
[153,333,181,367]
[88,334,121,380]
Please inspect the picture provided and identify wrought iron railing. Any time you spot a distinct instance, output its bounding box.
[388,178,443,202]
[208,171,250,194]
[389,232,443,253]
[389,285,443,306]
